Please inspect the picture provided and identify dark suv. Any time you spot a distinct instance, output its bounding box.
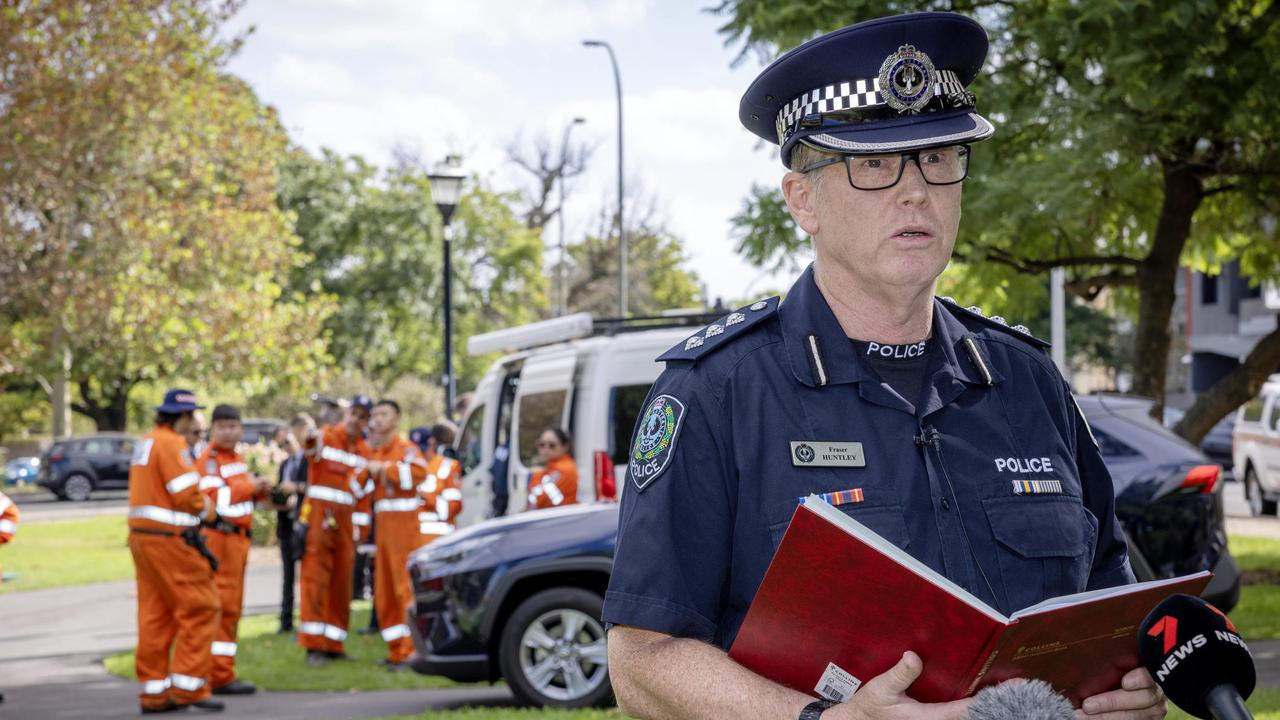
[38,433,136,501]
[406,395,1239,708]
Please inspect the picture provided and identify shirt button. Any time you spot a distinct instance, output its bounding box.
[941,497,951,511]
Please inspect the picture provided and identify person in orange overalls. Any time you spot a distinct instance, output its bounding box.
[352,402,438,669]
[128,388,223,714]
[419,421,464,536]
[298,395,372,666]
[0,489,20,585]
[526,427,579,511]
[197,404,270,695]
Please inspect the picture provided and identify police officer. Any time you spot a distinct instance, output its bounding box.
[603,13,1164,720]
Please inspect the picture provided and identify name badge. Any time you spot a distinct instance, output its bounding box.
[791,441,866,467]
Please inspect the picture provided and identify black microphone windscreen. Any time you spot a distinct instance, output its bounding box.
[965,679,1075,720]
[1137,594,1255,719]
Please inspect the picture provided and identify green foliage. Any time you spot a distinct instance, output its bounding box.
[0,515,133,593]
[106,602,479,691]
[0,1,330,430]
[564,211,703,318]
[452,183,552,386]
[280,150,443,393]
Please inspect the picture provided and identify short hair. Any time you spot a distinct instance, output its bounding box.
[211,404,241,423]
[155,410,193,427]
[791,141,840,197]
[374,399,401,415]
[430,420,457,446]
[543,427,572,452]
[289,412,314,431]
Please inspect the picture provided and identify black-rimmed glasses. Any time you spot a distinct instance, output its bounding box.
[799,144,971,191]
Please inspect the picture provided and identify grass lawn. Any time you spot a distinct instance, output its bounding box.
[1,515,133,592]
[1168,687,1280,719]
[106,602,484,692]
[1228,533,1280,640]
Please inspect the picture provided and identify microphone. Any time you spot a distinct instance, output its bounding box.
[1138,594,1255,720]
[964,679,1075,720]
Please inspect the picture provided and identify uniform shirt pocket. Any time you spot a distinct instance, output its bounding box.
[768,502,911,553]
[982,495,1097,613]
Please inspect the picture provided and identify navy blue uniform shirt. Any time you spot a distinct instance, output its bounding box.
[602,265,1134,651]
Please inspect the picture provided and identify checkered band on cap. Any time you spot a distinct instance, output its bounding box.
[775,69,970,145]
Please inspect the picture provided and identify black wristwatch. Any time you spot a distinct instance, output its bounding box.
[799,699,835,719]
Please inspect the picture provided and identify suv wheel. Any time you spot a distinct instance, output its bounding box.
[1245,466,1278,517]
[62,473,93,502]
[498,588,611,708]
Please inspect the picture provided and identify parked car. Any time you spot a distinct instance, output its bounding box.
[452,312,720,527]
[37,433,136,501]
[407,389,1240,707]
[4,457,40,486]
[1232,376,1280,516]
[239,418,283,446]
[1163,406,1235,476]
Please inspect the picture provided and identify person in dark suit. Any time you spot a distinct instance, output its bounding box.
[274,412,314,634]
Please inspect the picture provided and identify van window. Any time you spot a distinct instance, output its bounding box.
[517,390,568,466]
[1242,396,1267,423]
[458,404,486,475]
[610,384,654,465]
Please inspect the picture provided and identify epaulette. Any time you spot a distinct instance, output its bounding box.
[937,296,1050,349]
[657,297,781,363]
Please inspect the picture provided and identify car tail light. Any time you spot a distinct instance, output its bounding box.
[49,448,65,462]
[594,451,617,502]
[1180,464,1221,494]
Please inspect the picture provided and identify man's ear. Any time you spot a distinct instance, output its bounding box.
[781,171,820,236]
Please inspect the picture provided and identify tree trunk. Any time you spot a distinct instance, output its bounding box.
[50,318,73,438]
[73,379,133,431]
[1174,321,1280,445]
[1130,161,1203,419]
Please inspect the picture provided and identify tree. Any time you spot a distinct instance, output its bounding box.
[564,199,702,318]
[713,0,1280,440]
[0,1,330,431]
[280,150,443,394]
[506,125,596,232]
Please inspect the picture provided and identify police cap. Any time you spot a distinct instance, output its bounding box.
[739,12,994,168]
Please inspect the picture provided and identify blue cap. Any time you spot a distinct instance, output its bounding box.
[156,388,205,413]
[739,12,994,168]
[350,394,373,413]
[408,426,432,451]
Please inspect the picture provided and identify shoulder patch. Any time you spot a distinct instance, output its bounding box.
[629,394,687,492]
[656,297,780,363]
[132,438,154,466]
[937,296,1050,349]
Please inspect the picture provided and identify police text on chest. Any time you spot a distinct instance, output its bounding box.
[994,457,1054,473]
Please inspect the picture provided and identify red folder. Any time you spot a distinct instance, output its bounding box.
[727,499,1212,706]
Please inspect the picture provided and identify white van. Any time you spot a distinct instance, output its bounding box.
[1232,374,1280,517]
[450,312,717,527]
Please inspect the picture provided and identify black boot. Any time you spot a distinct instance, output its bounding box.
[211,679,257,695]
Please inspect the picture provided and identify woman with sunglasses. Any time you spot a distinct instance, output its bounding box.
[526,428,578,511]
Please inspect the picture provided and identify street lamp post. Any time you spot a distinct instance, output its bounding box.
[429,155,465,421]
[558,117,586,316]
[582,39,626,317]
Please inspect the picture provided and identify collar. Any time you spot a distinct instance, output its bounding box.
[778,264,1003,388]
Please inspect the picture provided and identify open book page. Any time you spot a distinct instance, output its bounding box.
[1010,570,1213,619]
[802,495,1007,624]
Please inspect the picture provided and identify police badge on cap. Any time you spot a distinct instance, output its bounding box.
[738,12,994,167]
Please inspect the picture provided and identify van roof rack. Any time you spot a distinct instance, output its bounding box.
[467,311,725,355]
[591,313,723,336]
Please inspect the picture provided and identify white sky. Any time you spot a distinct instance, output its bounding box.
[223,0,802,305]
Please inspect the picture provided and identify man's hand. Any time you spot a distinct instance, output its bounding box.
[252,476,272,494]
[826,652,971,720]
[1075,668,1166,719]
[367,461,387,481]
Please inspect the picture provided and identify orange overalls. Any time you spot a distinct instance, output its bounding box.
[297,424,370,655]
[0,490,20,585]
[353,435,438,663]
[127,425,219,711]
[527,454,579,510]
[197,445,262,688]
